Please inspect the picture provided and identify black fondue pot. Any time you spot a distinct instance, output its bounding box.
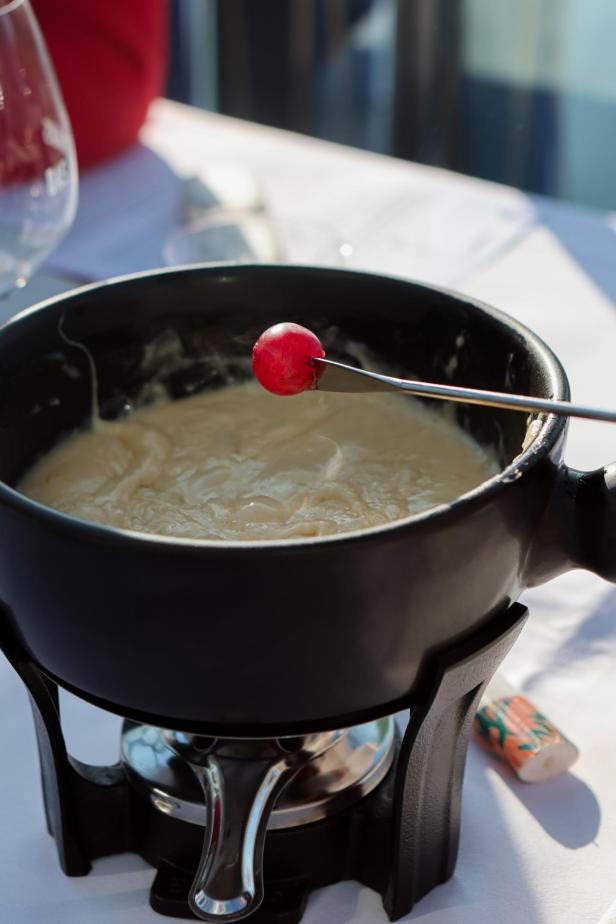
[0,264,613,736]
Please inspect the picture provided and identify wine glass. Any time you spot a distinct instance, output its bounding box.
[163,209,351,268]
[0,0,78,296]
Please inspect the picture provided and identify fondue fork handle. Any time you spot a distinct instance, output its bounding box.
[313,357,616,424]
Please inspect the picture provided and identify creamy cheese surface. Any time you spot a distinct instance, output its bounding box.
[20,382,499,540]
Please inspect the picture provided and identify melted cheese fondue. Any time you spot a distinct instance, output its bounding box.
[20,382,499,540]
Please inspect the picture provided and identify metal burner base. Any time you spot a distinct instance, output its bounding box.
[121,718,395,832]
[143,730,401,923]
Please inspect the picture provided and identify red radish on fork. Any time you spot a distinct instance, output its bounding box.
[252,323,325,396]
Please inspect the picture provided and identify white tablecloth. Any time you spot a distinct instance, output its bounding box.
[1,100,616,924]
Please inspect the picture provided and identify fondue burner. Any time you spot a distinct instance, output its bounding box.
[122,721,396,920]
[1,603,527,923]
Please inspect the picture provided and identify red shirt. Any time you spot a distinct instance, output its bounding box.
[32,0,169,170]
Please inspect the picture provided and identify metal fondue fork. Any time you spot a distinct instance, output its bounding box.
[312,357,616,423]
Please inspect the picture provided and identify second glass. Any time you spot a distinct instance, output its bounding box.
[163,210,349,269]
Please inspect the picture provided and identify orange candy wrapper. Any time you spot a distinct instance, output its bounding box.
[473,676,579,782]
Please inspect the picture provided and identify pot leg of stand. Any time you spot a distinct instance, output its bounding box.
[384,603,528,921]
[1,624,135,875]
[0,630,91,875]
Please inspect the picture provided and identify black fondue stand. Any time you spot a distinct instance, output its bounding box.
[1,602,527,923]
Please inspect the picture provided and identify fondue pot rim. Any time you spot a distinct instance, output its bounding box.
[0,264,569,552]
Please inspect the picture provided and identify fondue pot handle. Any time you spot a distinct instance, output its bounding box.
[569,463,616,581]
[526,463,616,585]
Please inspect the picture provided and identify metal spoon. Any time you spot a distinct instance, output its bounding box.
[312,357,616,424]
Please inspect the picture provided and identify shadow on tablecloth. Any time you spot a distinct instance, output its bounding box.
[532,194,616,307]
[476,758,600,850]
[523,586,616,692]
